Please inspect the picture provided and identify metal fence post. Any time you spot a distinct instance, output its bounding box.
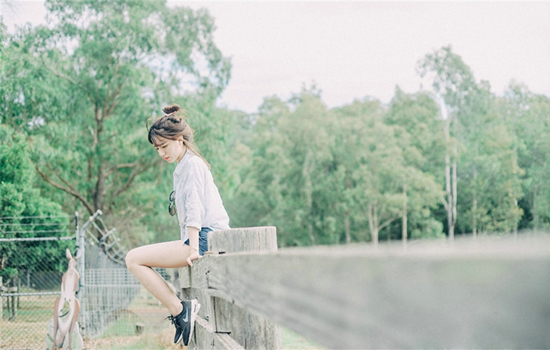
[76,209,102,339]
[76,211,87,338]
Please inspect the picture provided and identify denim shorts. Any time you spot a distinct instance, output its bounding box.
[183,227,211,256]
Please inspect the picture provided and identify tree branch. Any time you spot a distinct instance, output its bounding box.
[111,165,149,200]
[441,195,449,211]
[35,166,94,214]
[104,132,119,145]
[40,59,97,106]
[379,216,398,231]
[105,83,124,118]
[88,126,99,150]
[103,60,123,119]
[105,161,139,178]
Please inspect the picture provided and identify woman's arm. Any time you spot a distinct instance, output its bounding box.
[186,226,200,266]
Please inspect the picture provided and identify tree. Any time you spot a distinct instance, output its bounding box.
[418,46,523,237]
[0,125,70,280]
[502,83,550,230]
[331,98,386,243]
[229,96,286,226]
[385,88,446,241]
[417,46,481,239]
[2,0,231,230]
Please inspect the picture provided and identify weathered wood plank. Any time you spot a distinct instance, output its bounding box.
[193,316,215,350]
[180,287,214,324]
[179,255,208,290]
[181,227,280,349]
[192,315,245,350]
[206,237,550,349]
[212,297,280,350]
[208,227,277,253]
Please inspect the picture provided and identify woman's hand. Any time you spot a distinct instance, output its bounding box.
[186,226,201,266]
[186,247,200,266]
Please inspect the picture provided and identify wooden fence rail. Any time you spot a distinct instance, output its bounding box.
[179,228,550,349]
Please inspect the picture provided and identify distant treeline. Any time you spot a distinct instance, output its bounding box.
[1,1,549,249]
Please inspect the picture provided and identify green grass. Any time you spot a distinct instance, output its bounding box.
[2,293,58,321]
[281,327,324,349]
[101,311,142,337]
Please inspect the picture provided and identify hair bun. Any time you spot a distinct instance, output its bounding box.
[162,104,181,115]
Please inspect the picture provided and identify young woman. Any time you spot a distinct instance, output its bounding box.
[125,104,230,345]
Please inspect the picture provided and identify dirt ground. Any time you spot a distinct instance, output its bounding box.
[84,327,184,350]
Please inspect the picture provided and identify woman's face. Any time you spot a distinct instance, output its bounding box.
[154,137,186,163]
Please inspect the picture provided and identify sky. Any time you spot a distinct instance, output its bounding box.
[2,1,550,114]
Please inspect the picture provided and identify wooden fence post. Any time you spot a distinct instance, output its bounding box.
[5,279,17,320]
[179,227,280,350]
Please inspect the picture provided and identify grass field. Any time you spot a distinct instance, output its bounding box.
[1,293,58,349]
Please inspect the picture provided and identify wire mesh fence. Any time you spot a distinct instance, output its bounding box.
[1,212,177,349]
[82,239,141,339]
[0,215,75,349]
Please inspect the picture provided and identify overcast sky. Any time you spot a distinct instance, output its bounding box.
[2,1,550,113]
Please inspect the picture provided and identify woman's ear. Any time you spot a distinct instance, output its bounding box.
[177,135,184,142]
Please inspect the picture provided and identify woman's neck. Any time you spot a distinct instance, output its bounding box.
[177,145,188,163]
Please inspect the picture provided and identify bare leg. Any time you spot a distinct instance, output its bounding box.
[125,240,192,316]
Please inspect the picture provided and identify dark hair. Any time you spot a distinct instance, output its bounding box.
[147,104,210,168]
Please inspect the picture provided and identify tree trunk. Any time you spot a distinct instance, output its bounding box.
[473,165,477,239]
[513,198,518,237]
[513,112,518,237]
[445,117,454,240]
[94,161,105,213]
[308,223,315,246]
[472,196,477,239]
[451,118,458,240]
[533,189,539,230]
[367,203,379,246]
[303,151,315,245]
[402,184,407,245]
[345,217,351,244]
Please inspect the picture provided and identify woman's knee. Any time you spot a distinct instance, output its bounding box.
[125,248,139,269]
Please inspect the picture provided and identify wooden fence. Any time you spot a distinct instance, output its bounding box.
[179,227,550,349]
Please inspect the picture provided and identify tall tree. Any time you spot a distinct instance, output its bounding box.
[3,0,231,224]
[418,46,479,239]
[331,98,386,244]
[385,88,446,241]
[419,46,523,237]
[229,96,290,238]
[0,125,71,280]
[502,83,550,230]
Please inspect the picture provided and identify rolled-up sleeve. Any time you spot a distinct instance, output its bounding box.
[178,159,206,238]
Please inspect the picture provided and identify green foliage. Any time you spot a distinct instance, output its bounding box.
[502,83,550,229]
[417,46,524,237]
[228,89,444,246]
[1,0,232,246]
[2,2,550,250]
[0,125,71,279]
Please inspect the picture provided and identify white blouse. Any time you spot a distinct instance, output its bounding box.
[173,150,230,242]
